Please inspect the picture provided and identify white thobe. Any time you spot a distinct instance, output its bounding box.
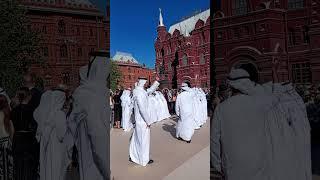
[129,81,160,166]
[156,91,171,121]
[263,83,312,180]
[192,89,202,129]
[175,89,195,141]
[211,94,274,180]
[148,94,159,124]
[121,91,133,132]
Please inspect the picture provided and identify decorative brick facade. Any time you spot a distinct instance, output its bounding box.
[112,52,155,89]
[213,0,320,85]
[155,9,211,89]
[19,0,108,90]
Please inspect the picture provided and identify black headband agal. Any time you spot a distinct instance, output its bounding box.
[227,76,250,81]
[0,89,4,93]
[138,77,147,80]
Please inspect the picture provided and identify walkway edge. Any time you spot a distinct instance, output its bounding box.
[163,145,210,180]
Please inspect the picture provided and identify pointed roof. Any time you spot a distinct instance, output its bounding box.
[158,8,165,27]
[168,9,210,37]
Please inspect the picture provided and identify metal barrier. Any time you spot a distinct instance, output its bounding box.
[0,137,13,180]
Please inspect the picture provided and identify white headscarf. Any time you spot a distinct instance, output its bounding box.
[34,90,53,141]
[181,83,190,91]
[137,79,147,88]
[227,68,264,95]
[0,87,11,106]
[79,65,89,85]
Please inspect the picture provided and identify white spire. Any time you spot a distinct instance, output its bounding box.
[159,8,164,27]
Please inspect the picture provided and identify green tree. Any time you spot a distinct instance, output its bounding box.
[0,0,43,96]
[110,60,122,91]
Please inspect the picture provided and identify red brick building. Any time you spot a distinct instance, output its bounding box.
[113,52,155,89]
[155,9,211,89]
[213,0,320,85]
[20,0,108,89]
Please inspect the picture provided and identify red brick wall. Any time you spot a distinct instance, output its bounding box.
[20,0,108,90]
[117,62,155,89]
[214,0,320,85]
[155,15,210,89]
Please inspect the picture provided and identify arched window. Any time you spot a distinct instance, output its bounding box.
[288,28,296,46]
[58,20,66,34]
[201,31,206,44]
[200,54,206,64]
[62,72,70,85]
[288,0,304,9]
[60,45,68,57]
[302,26,310,44]
[182,54,188,66]
[232,0,248,15]
[168,62,172,71]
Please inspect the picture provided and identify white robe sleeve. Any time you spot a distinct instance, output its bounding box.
[175,95,181,117]
[136,93,152,125]
[85,99,109,180]
[211,105,222,173]
[55,111,67,142]
[147,81,160,95]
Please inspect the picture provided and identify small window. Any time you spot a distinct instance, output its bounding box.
[182,54,188,66]
[292,63,312,83]
[43,47,49,57]
[78,47,82,56]
[200,54,206,64]
[289,29,296,46]
[60,45,68,58]
[288,0,304,9]
[232,0,248,15]
[62,72,70,85]
[90,29,94,36]
[42,25,47,34]
[77,27,81,35]
[58,20,66,34]
[302,26,310,44]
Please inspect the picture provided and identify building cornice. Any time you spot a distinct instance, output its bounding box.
[23,4,104,17]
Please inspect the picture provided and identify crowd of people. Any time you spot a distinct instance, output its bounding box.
[110,78,210,167]
[0,52,109,180]
[210,68,319,180]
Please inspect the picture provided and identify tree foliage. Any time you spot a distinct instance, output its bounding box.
[110,60,122,91]
[0,0,43,96]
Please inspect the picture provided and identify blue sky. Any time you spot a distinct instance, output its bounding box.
[110,0,209,68]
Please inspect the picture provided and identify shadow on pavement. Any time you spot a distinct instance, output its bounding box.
[162,123,176,139]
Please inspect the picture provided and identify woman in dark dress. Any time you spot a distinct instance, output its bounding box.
[113,89,123,129]
[11,87,39,180]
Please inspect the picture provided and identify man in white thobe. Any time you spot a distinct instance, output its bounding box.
[121,89,133,132]
[261,82,312,180]
[192,87,202,129]
[155,91,171,121]
[175,83,195,143]
[148,92,159,124]
[129,77,160,166]
[211,68,274,180]
[34,89,71,180]
[70,51,109,180]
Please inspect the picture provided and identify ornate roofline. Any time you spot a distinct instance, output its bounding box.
[22,4,104,17]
